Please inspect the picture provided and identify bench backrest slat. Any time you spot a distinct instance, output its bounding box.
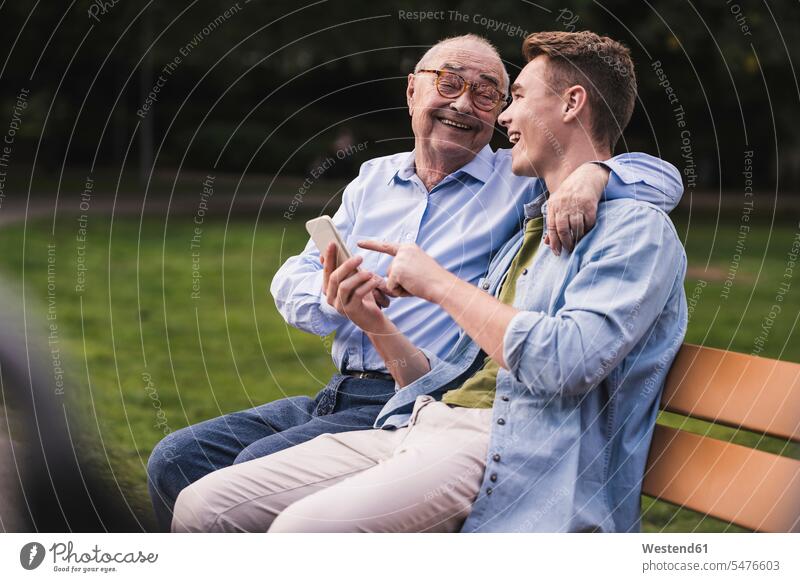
[645,344,800,532]
[661,344,800,442]
[643,425,800,532]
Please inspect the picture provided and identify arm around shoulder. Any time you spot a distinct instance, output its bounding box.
[597,152,684,212]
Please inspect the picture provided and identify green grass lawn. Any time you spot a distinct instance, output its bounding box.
[0,206,797,532]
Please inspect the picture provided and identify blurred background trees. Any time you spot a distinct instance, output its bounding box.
[0,0,797,194]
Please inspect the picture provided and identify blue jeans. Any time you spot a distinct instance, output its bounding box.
[146,373,395,531]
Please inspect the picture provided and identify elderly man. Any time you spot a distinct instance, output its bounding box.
[155,33,682,532]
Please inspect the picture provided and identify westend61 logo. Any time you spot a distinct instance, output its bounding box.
[19,541,158,574]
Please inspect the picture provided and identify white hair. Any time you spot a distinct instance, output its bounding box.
[414,34,510,94]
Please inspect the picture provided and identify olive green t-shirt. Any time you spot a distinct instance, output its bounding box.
[441,216,545,409]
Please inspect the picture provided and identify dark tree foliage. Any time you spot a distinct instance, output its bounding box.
[0,0,797,191]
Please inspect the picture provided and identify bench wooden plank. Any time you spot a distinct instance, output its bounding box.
[643,425,800,532]
[661,344,800,442]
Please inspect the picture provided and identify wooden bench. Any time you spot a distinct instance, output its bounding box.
[642,343,800,532]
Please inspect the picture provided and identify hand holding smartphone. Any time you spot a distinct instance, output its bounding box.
[305,216,352,269]
[305,216,390,308]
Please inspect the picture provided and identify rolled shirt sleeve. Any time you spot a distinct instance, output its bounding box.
[502,202,686,398]
[390,346,445,392]
[269,168,363,337]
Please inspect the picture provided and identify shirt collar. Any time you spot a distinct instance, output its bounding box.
[389,144,495,186]
[524,191,547,220]
[390,151,417,184]
[455,144,495,184]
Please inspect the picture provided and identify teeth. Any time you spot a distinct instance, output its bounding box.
[509,133,520,144]
[439,118,470,130]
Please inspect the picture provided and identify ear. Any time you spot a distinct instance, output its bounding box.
[562,85,588,123]
[406,73,416,116]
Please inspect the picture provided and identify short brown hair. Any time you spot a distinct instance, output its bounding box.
[522,31,637,151]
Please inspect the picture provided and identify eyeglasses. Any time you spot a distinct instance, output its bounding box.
[415,69,509,112]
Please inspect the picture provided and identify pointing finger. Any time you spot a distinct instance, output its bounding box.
[358,240,399,256]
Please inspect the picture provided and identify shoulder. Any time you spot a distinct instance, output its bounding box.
[341,151,412,205]
[605,152,681,185]
[588,199,684,256]
[596,198,675,227]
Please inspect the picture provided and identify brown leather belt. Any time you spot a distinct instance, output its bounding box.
[342,369,394,382]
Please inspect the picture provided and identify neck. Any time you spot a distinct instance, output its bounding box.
[414,141,479,191]
[541,137,611,193]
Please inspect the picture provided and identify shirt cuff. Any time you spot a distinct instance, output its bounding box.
[310,270,348,328]
[393,347,442,392]
[591,155,681,212]
[419,346,442,370]
[591,158,633,186]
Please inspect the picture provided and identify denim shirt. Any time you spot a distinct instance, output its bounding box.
[374,192,688,532]
[271,148,682,373]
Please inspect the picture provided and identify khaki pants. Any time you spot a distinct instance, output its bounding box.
[172,395,492,532]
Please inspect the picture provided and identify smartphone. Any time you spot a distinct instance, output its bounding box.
[305,216,352,268]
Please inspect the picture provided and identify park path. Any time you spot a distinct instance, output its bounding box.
[0,192,331,228]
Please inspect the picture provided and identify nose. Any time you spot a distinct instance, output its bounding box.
[449,89,474,115]
[498,106,511,128]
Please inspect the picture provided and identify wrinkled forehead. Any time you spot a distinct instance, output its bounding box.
[427,42,506,89]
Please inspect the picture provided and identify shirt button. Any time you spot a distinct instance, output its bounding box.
[490,473,498,482]
[482,281,490,290]
[497,418,506,426]
[522,268,528,275]
[492,453,501,462]
[486,487,493,496]
[501,395,509,402]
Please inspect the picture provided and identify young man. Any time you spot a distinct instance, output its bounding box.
[168,31,686,533]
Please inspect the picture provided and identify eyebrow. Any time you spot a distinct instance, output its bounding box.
[440,62,501,88]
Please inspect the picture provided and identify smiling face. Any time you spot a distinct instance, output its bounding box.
[407,40,507,167]
[498,57,567,177]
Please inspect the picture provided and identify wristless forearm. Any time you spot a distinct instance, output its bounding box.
[436,274,517,368]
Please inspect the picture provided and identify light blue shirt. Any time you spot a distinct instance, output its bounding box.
[271,146,682,373]
[374,191,688,532]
